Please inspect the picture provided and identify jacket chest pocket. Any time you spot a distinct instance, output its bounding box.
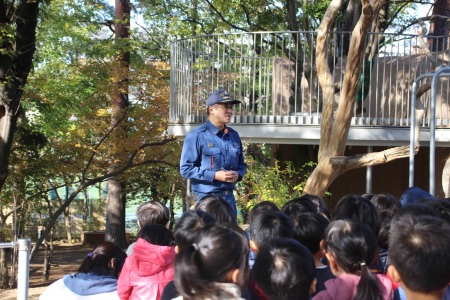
[203,147,221,170]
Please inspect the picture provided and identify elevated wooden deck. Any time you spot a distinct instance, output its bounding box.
[168,116,450,146]
[168,31,450,147]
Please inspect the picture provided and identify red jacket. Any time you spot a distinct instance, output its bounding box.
[117,238,176,300]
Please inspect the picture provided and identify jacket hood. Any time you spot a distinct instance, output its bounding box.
[131,238,176,277]
[62,273,117,295]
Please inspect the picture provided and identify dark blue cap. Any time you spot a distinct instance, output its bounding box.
[206,90,241,107]
[400,186,434,206]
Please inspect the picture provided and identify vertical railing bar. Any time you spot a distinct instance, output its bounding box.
[311,31,315,116]
[190,39,195,116]
[402,36,408,125]
[292,32,296,116]
[265,34,268,116]
[192,38,196,116]
[247,38,251,114]
[394,38,400,125]
[279,34,284,118]
[238,35,243,114]
[236,35,239,109]
[252,34,257,117]
[387,42,393,124]
[259,33,263,116]
[199,37,204,116]
[366,33,371,123]
[287,33,294,116]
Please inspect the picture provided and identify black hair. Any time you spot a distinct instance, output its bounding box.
[282,197,317,216]
[78,241,127,278]
[248,201,280,224]
[423,198,450,224]
[138,224,175,246]
[391,203,437,219]
[377,209,394,250]
[173,210,217,249]
[252,238,316,300]
[297,194,330,217]
[325,220,383,300]
[389,214,450,293]
[136,200,169,227]
[332,194,380,236]
[195,194,237,223]
[361,193,376,201]
[249,210,293,249]
[370,193,401,213]
[174,224,249,300]
[291,212,329,254]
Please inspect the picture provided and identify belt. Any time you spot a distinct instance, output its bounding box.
[211,190,233,196]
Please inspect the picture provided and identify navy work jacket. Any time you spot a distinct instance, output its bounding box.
[180,120,247,194]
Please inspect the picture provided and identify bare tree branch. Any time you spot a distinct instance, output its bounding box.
[30,136,176,257]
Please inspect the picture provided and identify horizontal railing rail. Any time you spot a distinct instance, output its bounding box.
[170,31,450,129]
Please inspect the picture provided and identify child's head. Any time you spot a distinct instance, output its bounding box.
[138,224,175,246]
[297,194,329,217]
[195,194,237,223]
[78,241,127,278]
[332,194,380,237]
[248,201,279,224]
[282,198,317,219]
[324,220,383,300]
[136,200,169,227]
[252,238,316,300]
[291,212,329,255]
[173,210,217,250]
[370,193,401,213]
[388,213,450,295]
[249,210,293,251]
[174,224,249,299]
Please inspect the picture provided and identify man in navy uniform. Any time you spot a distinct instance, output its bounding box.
[180,89,247,215]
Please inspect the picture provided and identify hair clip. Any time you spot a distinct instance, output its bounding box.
[360,262,366,267]
[87,252,94,258]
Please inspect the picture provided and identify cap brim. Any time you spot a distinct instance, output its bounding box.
[221,99,242,105]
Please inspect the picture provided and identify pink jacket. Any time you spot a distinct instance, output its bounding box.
[312,273,394,300]
[117,238,176,300]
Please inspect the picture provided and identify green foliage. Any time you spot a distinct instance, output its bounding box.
[237,156,317,212]
[0,0,185,243]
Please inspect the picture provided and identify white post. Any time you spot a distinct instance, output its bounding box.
[17,239,30,300]
[366,146,373,194]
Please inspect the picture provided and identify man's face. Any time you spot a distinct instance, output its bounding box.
[210,103,234,124]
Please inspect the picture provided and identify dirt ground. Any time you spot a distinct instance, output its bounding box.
[0,243,93,300]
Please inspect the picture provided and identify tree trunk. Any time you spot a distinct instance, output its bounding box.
[43,233,53,281]
[0,249,8,288]
[0,1,40,191]
[304,0,418,197]
[105,0,130,249]
[106,179,127,247]
[64,206,72,244]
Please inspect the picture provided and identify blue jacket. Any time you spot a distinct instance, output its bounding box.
[180,120,247,194]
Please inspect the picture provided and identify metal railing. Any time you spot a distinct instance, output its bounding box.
[170,31,450,128]
[0,239,31,300]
